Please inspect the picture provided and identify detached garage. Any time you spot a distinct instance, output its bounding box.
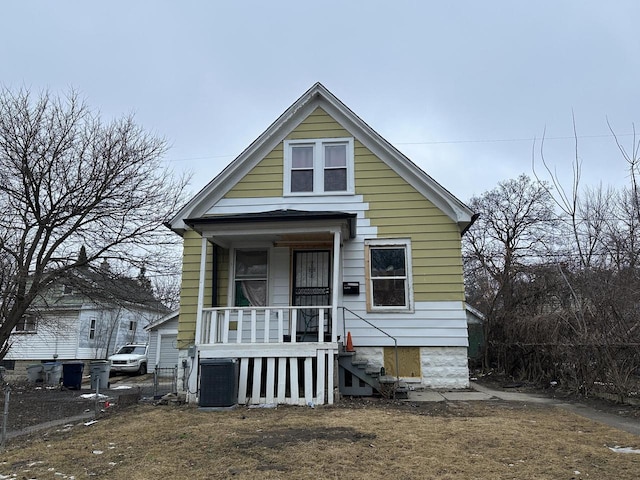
[145,310,179,372]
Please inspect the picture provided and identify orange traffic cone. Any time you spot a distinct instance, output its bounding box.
[346,331,354,352]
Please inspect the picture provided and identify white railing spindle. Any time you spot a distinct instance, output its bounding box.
[236,310,244,344]
[277,309,284,342]
[263,309,270,343]
[222,310,230,343]
[250,310,257,343]
[291,309,297,343]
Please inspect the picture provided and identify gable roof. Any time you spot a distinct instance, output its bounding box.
[168,82,475,233]
[145,309,179,331]
[35,266,169,314]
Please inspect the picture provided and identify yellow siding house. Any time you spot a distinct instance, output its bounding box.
[167,83,476,406]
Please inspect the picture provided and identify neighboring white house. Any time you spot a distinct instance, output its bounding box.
[145,309,179,371]
[4,263,168,370]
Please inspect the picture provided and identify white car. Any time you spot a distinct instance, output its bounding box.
[108,344,148,375]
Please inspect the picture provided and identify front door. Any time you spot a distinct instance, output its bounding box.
[292,250,331,341]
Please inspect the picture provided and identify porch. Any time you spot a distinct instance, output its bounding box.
[185,210,356,406]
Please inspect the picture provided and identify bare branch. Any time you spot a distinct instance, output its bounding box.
[0,87,189,357]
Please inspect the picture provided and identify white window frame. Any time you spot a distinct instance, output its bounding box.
[230,248,270,307]
[89,317,97,340]
[14,314,37,334]
[365,238,414,313]
[283,137,354,196]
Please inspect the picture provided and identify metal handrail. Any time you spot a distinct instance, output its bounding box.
[339,307,400,387]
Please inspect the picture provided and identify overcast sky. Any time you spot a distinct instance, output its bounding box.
[2,1,639,203]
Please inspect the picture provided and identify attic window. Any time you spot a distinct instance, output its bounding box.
[284,138,354,195]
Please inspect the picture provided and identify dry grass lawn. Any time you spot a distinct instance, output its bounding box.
[2,400,639,479]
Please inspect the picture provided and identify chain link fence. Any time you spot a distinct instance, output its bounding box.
[153,366,178,399]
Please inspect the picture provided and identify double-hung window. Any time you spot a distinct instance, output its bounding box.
[234,250,268,307]
[284,138,354,195]
[365,239,413,312]
[89,318,97,340]
[15,315,37,333]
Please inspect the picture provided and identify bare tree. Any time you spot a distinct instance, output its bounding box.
[512,121,640,397]
[464,174,557,312]
[464,174,558,369]
[0,87,188,359]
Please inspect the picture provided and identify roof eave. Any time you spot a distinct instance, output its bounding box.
[167,82,475,232]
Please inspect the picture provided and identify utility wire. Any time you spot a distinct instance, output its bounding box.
[163,131,636,163]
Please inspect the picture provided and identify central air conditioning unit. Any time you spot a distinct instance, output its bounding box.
[198,358,239,407]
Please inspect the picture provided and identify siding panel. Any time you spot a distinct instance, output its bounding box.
[177,105,467,349]
[178,231,213,347]
[354,141,465,302]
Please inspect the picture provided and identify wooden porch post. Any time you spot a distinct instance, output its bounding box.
[189,236,208,398]
[194,235,208,346]
[331,229,341,343]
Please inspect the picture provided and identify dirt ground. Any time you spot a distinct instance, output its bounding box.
[1,373,154,434]
[2,372,639,436]
[2,397,640,479]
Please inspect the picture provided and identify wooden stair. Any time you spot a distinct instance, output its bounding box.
[337,345,409,399]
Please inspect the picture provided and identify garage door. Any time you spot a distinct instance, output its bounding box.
[158,334,179,369]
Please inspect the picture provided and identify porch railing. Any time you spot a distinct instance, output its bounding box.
[341,306,400,386]
[197,306,336,345]
[195,306,337,406]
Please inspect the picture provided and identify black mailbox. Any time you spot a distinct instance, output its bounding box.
[343,282,360,295]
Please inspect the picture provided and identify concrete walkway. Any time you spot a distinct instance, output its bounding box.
[406,381,640,437]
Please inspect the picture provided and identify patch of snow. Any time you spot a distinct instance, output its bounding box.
[83,420,98,426]
[609,446,640,454]
[92,450,103,455]
[80,393,107,400]
[110,385,132,390]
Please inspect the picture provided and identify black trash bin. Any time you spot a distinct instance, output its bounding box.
[62,362,85,389]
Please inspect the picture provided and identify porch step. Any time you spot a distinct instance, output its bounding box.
[337,347,406,399]
[379,376,409,399]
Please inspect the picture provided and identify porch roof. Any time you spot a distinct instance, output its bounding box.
[185,209,357,241]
